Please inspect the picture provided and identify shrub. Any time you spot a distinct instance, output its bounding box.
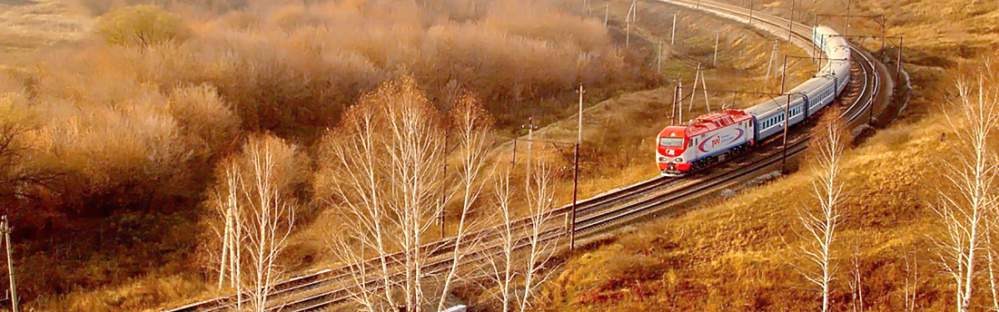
[167,84,240,159]
[95,5,191,47]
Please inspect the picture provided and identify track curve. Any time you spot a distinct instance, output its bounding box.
[165,1,891,311]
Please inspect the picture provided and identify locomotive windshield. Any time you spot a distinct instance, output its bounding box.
[659,137,684,147]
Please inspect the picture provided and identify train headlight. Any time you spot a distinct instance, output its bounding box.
[675,157,684,163]
[658,156,668,162]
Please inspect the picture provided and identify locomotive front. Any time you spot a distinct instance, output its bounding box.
[656,126,693,176]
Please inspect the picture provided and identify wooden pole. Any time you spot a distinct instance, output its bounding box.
[678,80,684,123]
[526,116,534,178]
[896,36,904,87]
[713,32,720,67]
[671,13,678,46]
[880,15,887,56]
[748,0,754,26]
[701,70,710,112]
[657,40,663,74]
[780,55,788,94]
[511,138,518,167]
[2,216,17,312]
[845,0,851,38]
[570,85,584,255]
[781,94,791,172]
[787,0,795,42]
[689,63,701,113]
[604,3,609,27]
[671,81,679,124]
[766,40,778,80]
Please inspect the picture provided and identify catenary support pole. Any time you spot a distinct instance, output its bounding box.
[782,94,791,172]
[671,13,678,46]
[713,32,720,67]
[570,85,584,255]
[787,0,795,42]
[2,216,17,312]
[671,80,679,124]
[896,36,904,87]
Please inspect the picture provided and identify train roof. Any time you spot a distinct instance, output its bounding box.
[680,109,752,136]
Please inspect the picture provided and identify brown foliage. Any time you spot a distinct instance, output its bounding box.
[95,5,191,47]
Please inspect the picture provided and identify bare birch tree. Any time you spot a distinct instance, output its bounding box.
[799,117,847,312]
[484,161,560,312]
[321,77,492,312]
[933,73,999,312]
[487,170,517,312]
[207,134,302,311]
[435,92,494,312]
[240,137,298,311]
[212,162,243,308]
[518,160,559,312]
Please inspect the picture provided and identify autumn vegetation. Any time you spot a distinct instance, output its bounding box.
[0,0,646,309]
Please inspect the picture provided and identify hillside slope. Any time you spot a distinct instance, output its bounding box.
[541,0,999,311]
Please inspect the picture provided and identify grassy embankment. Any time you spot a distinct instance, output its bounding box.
[540,0,999,310]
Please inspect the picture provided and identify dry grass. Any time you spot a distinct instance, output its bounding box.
[540,0,999,310]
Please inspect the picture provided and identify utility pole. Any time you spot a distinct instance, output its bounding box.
[700,69,710,112]
[511,138,518,166]
[671,80,680,124]
[657,40,663,74]
[689,63,702,113]
[569,84,584,255]
[766,40,778,80]
[631,0,638,23]
[748,0,753,26]
[781,94,791,172]
[813,15,820,64]
[780,55,788,95]
[525,116,535,179]
[787,0,796,42]
[713,32,720,67]
[880,15,887,57]
[670,13,678,46]
[625,6,632,48]
[896,36,904,88]
[678,80,685,123]
[1,216,17,312]
[604,3,609,27]
[845,0,852,38]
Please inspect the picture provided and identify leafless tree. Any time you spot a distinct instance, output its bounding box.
[521,160,560,312]
[322,77,492,312]
[799,118,847,312]
[212,162,243,308]
[933,74,998,312]
[435,93,494,312]
[483,159,561,312]
[208,135,300,311]
[848,245,864,312]
[240,137,297,311]
[487,170,517,312]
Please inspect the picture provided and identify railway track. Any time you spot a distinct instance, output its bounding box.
[165,1,887,311]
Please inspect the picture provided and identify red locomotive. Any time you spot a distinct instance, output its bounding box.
[656,109,755,176]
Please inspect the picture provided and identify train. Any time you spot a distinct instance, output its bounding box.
[656,25,852,176]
